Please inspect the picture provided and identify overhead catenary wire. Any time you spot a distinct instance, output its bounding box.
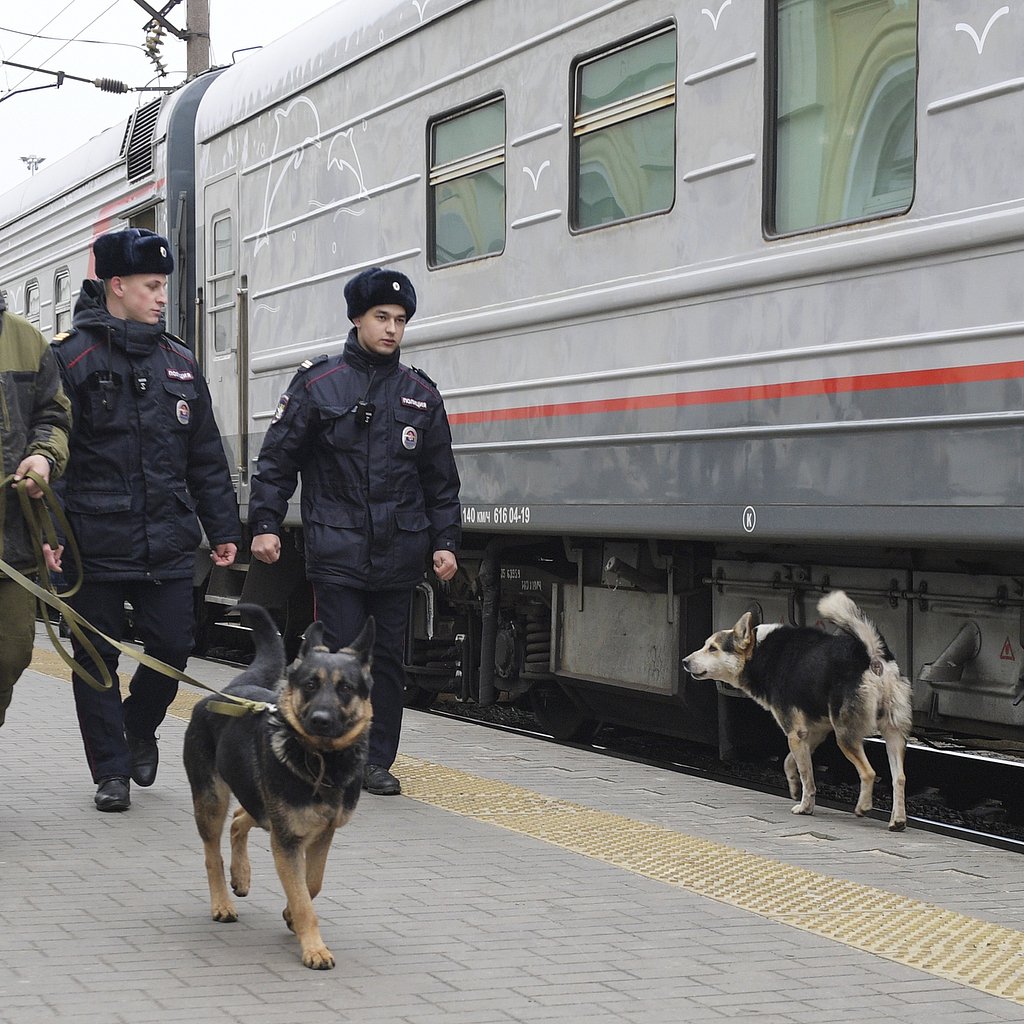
[2,0,123,96]
[0,24,141,50]
[2,0,79,64]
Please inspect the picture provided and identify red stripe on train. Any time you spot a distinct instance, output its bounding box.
[447,360,1024,425]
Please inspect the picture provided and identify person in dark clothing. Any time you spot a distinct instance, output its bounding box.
[249,267,461,796]
[0,294,71,727]
[50,228,240,812]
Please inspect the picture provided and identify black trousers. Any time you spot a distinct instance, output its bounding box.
[312,582,410,770]
[69,577,194,783]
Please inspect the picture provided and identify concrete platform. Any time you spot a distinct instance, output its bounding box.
[2,642,1023,1023]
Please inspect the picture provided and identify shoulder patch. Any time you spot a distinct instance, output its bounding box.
[297,354,329,374]
[271,393,291,424]
[411,365,437,388]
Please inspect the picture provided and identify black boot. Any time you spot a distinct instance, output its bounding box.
[126,731,159,787]
[95,777,131,812]
[363,764,401,795]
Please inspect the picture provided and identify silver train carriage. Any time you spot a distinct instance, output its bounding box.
[0,71,220,349]
[2,0,1023,756]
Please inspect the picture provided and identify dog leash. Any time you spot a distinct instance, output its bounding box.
[0,471,270,717]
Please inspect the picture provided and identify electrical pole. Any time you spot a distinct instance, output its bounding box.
[186,0,211,78]
[133,0,210,79]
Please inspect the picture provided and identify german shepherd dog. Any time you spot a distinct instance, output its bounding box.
[682,591,912,831]
[183,604,375,969]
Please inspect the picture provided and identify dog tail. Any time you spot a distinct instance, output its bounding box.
[816,590,889,666]
[231,603,287,689]
[818,591,913,735]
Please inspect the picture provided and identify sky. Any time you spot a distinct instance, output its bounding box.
[0,0,341,196]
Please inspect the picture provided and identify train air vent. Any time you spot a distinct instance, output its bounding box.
[123,98,163,182]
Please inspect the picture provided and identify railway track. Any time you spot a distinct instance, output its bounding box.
[423,698,1024,853]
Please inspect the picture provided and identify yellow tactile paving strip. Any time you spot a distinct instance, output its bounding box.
[394,758,1024,1005]
[31,645,1024,1004]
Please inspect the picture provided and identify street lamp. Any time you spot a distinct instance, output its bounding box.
[19,155,45,174]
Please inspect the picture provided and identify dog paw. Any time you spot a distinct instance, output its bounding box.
[888,819,907,832]
[854,802,873,817]
[211,905,238,923]
[282,907,295,933]
[302,946,336,970]
[230,860,251,896]
[791,803,815,815]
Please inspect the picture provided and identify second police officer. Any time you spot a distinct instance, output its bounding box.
[249,267,462,796]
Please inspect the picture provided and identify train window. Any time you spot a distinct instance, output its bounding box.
[571,26,676,231]
[769,0,918,234]
[25,280,40,327]
[209,216,234,353]
[428,97,506,267]
[54,270,71,335]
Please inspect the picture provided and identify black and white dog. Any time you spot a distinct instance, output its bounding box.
[682,591,911,831]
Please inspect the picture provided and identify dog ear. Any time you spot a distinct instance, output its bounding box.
[344,616,375,666]
[300,621,327,656]
[734,612,754,652]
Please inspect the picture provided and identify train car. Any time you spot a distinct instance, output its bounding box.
[3,0,1023,758]
[192,0,1024,752]
[0,70,221,350]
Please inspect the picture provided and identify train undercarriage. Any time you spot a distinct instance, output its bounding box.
[202,528,1024,760]
[403,535,1024,757]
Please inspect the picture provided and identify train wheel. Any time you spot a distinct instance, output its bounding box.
[530,683,599,742]
[405,683,438,709]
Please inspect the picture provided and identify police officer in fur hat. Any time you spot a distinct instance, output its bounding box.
[50,227,240,812]
[249,266,462,796]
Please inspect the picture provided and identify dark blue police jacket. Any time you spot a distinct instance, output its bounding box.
[51,280,240,581]
[249,330,462,590]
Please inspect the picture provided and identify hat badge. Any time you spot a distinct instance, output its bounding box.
[160,246,167,257]
[392,281,400,291]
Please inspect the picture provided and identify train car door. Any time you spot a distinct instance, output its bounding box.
[202,176,249,494]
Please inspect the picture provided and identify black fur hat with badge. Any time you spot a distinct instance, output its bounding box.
[344,266,417,321]
[94,228,175,279]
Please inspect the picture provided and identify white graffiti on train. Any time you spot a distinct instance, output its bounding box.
[523,161,550,191]
[325,125,370,216]
[701,0,732,31]
[254,97,324,259]
[955,6,1010,55]
[412,0,436,23]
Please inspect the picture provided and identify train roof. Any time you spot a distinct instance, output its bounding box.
[0,74,217,231]
[0,121,125,228]
[195,0,475,143]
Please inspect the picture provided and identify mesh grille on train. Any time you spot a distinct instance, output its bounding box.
[123,98,163,182]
